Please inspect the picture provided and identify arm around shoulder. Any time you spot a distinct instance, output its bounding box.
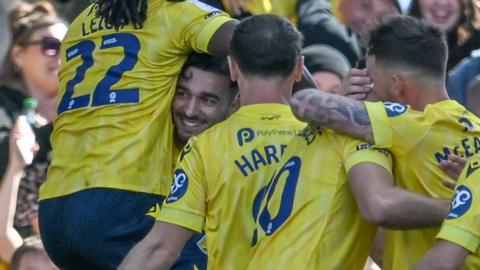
[207,20,238,56]
[348,162,450,229]
[290,89,374,144]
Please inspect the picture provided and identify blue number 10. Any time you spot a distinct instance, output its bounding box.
[58,33,140,114]
[251,156,301,246]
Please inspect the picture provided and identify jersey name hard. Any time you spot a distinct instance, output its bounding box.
[40,0,232,200]
[437,156,480,269]
[365,100,480,269]
[157,104,306,270]
[222,0,298,23]
[246,127,392,269]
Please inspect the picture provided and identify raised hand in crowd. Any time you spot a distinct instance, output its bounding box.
[223,0,248,16]
[0,117,37,263]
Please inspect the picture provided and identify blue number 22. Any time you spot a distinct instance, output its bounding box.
[58,33,140,114]
[251,156,301,246]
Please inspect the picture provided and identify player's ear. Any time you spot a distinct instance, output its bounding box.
[227,56,239,82]
[391,74,408,102]
[228,93,240,115]
[293,56,304,82]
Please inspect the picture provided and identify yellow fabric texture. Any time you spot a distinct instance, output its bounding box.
[41,0,232,200]
[247,127,392,269]
[158,104,306,270]
[437,155,480,269]
[365,100,480,269]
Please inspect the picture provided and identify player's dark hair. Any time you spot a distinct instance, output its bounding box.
[230,14,303,78]
[94,0,184,30]
[182,53,230,79]
[180,53,238,96]
[367,15,447,80]
[94,0,148,29]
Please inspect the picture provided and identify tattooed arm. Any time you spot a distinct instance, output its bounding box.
[290,89,375,144]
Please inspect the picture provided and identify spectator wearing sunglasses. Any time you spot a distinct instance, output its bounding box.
[0,1,67,267]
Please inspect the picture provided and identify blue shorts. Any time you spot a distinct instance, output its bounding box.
[173,233,207,270]
[39,188,207,270]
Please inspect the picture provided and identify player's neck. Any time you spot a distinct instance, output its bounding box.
[174,136,185,152]
[407,87,449,111]
[239,79,292,106]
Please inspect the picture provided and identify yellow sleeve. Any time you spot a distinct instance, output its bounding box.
[167,0,234,53]
[364,101,426,155]
[437,157,480,253]
[437,224,480,253]
[157,139,206,233]
[364,101,394,148]
[340,135,393,174]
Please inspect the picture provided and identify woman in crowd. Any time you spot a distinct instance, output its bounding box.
[449,0,480,69]
[409,0,466,70]
[0,1,67,267]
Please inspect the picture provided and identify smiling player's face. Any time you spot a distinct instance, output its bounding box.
[173,67,235,144]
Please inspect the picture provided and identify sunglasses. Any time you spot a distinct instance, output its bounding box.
[18,36,61,57]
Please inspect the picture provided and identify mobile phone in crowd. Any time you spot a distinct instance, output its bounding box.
[356,57,366,69]
[15,115,36,165]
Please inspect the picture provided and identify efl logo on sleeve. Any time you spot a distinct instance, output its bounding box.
[383,102,408,117]
[166,169,189,204]
[447,185,473,219]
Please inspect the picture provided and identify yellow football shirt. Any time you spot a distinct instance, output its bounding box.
[436,156,480,269]
[246,127,392,269]
[365,100,480,269]
[157,103,306,270]
[222,0,298,23]
[40,1,233,200]
[173,144,181,169]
